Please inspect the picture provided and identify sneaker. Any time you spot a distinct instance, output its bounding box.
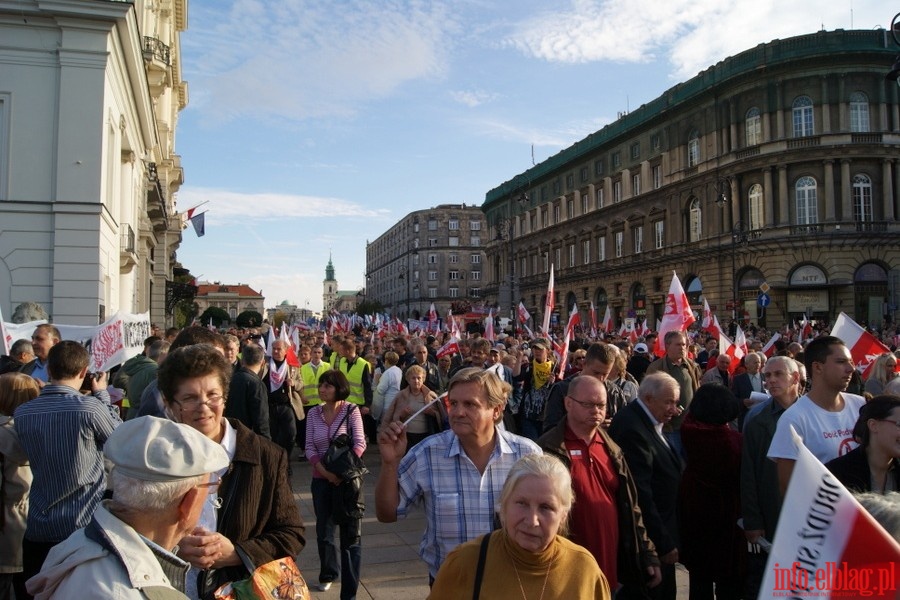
[314,581,332,592]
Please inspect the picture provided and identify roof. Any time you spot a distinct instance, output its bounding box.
[196,284,263,298]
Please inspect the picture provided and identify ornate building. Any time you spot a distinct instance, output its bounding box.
[323,254,338,313]
[195,283,264,323]
[0,0,188,325]
[483,29,899,333]
[367,205,488,320]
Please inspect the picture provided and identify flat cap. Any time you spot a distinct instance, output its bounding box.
[105,416,229,482]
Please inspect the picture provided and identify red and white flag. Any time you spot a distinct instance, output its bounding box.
[760,426,900,599]
[485,308,495,342]
[436,337,460,359]
[428,303,438,331]
[800,313,813,340]
[589,301,598,338]
[601,306,614,335]
[277,325,300,367]
[761,332,782,358]
[655,272,696,357]
[541,264,555,335]
[517,301,531,324]
[718,333,744,374]
[557,305,581,378]
[735,325,749,357]
[831,312,892,379]
[701,298,721,339]
[448,310,461,339]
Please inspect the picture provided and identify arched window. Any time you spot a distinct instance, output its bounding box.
[849,92,869,133]
[852,174,873,222]
[689,197,702,242]
[745,107,761,146]
[687,131,700,167]
[792,96,814,137]
[795,176,818,225]
[748,184,764,230]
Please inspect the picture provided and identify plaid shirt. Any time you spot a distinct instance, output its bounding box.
[396,428,541,577]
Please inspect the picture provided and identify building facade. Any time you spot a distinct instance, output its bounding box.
[367,204,488,320]
[195,283,265,323]
[0,0,188,325]
[483,29,899,333]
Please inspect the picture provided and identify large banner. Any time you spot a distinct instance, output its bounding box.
[3,312,150,373]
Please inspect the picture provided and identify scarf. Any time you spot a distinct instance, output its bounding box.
[532,359,553,390]
[268,358,288,392]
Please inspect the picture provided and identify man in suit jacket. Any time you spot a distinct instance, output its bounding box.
[609,372,684,600]
[732,352,764,428]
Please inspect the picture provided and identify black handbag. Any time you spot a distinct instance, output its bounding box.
[321,405,368,481]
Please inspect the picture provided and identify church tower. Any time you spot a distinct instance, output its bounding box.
[323,253,337,313]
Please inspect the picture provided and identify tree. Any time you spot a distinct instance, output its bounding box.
[356,299,384,316]
[200,306,230,328]
[236,310,264,328]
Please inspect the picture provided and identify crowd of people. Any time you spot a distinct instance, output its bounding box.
[0,315,898,599]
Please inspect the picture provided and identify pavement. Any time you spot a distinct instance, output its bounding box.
[289,444,689,599]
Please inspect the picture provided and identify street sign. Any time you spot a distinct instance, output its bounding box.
[759,282,770,293]
[758,292,771,307]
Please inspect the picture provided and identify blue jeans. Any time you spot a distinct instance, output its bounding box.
[311,478,362,600]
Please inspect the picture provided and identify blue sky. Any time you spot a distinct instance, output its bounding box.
[175,0,888,312]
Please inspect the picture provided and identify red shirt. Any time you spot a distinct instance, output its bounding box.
[564,425,620,590]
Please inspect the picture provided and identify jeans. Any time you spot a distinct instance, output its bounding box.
[311,478,362,600]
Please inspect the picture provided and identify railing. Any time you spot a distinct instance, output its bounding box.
[143,36,171,65]
[851,133,882,144]
[120,224,135,254]
[787,136,820,149]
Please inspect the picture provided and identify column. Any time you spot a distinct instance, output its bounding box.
[840,159,852,222]
[730,100,738,152]
[820,76,831,134]
[883,159,895,221]
[837,75,847,131]
[764,167,775,227]
[824,160,835,221]
[623,168,632,199]
[778,166,789,225]
[730,178,740,224]
[775,83,785,139]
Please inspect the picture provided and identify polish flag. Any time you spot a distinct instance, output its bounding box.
[436,337,460,359]
[719,333,744,374]
[761,332,782,358]
[655,272,696,357]
[800,314,813,340]
[589,301,598,338]
[830,312,892,379]
[760,426,900,599]
[541,264,555,335]
[601,306,614,335]
[618,322,627,337]
[735,325,749,357]
[485,308,495,342]
[448,311,461,339]
[557,305,579,377]
[517,301,531,324]
[278,325,300,367]
[701,298,721,339]
[428,303,438,331]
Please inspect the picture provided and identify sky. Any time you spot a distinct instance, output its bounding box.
[174,0,889,313]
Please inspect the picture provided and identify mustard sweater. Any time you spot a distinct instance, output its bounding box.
[428,529,611,600]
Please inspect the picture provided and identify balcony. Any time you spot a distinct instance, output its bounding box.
[142,36,171,65]
[120,224,137,272]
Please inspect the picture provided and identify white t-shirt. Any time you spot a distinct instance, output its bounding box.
[766,393,865,463]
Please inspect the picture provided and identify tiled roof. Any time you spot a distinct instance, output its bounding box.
[196,284,262,297]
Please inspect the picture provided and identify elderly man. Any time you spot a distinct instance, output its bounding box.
[644,330,701,457]
[609,372,684,600]
[26,416,229,599]
[538,376,661,597]
[20,324,61,384]
[263,339,303,461]
[0,339,35,375]
[701,353,732,387]
[375,368,541,582]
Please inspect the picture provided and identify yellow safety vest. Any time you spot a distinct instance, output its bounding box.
[300,362,328,406]
[339,357,369,406]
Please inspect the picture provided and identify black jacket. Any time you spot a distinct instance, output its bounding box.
[826,446,900,493]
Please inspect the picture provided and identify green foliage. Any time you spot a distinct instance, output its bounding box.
[236,310,264,328]
[200,306,230,327]
[356,299,384,316]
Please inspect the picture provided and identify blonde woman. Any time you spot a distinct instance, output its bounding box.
[864,353,899,396]
[381,365,438,450]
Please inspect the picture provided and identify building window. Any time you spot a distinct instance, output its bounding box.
[594,159,605,176]
[568,244,575,267]
[792,96,814,137]
[852,174,873,222]
[428,287,437,298]
[566,198,574,219]
[849,92,870,133]
[687,131,700,167]
[541,208,548,228]
[549,204,558,224]
[613,180,622,203]
[471,271,481,280]
[581,194,589,215]
[413,222,419,233]
[469,288,481,298]
[428,219,438,230]
[413,271,419,282]
[542,252,549,273]
[654,220,665,249]
[746,107,761,146]
[614,232,623,258]
[748,184,764,230]
[651,134,661,150]
[598,236,606,262]
[428,254,437,264]
[450,287,459,298]
[469,220,481,230]
[580,167,589,182]
[795,176,818,225]
[428,238,438,247]
[449,253,459,263]
[449,236,459,247]
[428,270,438,281]
[521,257,527,277]
[582,240,590,265]
[448,219,459,230]
[554,248,561,270]
[611,152,621,168]
[413,254,420,266]
[596,187,605,209]
[566,173,574,190]
[530,213,537,232]
[632,173,641,196]
[689,197,702,242]
[553,179,561,195]
[532,254,538,276]
[470,235,481,246]
[449,270,460,280]
[633,226,643,254]
[652,165,662,189]
[630,142,640,160]
[471,254,481,263]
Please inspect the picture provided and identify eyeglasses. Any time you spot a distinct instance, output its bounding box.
[196,474,221,494]
[877,419,900,429]
[567,396,607,411]
[173,394,225,411]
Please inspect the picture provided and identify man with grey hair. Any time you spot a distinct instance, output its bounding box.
[226,342,271,438]
[27,416,229,599]
[0,339,35,375]
[609,372,684,600]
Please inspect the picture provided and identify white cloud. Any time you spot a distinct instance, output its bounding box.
[177,187,389,224]
[450,90,500,107]
[184,0,456,123]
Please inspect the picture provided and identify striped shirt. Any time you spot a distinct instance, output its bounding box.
[395,428,541,578]
[304,402,367,478]
[13,384,121,542]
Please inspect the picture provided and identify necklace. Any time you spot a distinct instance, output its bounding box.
[511,556,554,600]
